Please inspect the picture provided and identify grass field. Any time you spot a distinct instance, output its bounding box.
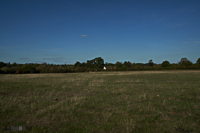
[0,70,200,133]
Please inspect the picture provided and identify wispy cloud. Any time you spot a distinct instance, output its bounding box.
[194,41,200,44]
[42,57,64,60]
[171,23,185,28]
[42,57,67,63]
[20,57,30,60]
[0,45,29,50]
[19,57,31,63]
[185,40,200,45]
[42,48,62,52]
[42,57,54,60]
[81,35,88,37]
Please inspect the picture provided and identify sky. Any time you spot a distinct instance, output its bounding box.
[0,0,200,64]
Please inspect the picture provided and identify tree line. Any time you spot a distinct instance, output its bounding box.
[0,57,200,74]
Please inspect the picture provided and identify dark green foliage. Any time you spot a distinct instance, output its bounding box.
[104,63,115,70]
[178,58,193,66]
[162,60,170,67]
[81,62,86,68]
[123,61,132,69]
[94,57,104,69]
[5,62,11,67]
[132,63,136,67]
[86,57,104,70]
[74,61,81,68]
[196,58,200,64]
[0,69,4,74]
[11,62,17,67]
[148,59,154,66]
[1,57,200,74]
[86,60,93,69]
[0,62,6,68]
[21,64,36,73]
[104,62,108,66]
[1,67,16,73]
[109,63,114,66]
[115,62,123,69]
[76,67,88,72]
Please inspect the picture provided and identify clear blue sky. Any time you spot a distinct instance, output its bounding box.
[0,0,200,64]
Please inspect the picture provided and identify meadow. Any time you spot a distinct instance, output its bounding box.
[0,70,200,133]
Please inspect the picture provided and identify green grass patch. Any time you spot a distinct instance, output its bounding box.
[0,71,200,132]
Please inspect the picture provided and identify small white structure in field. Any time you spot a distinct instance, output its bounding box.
[103,66,106,70]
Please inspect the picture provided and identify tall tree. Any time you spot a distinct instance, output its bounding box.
[94,57,104,69]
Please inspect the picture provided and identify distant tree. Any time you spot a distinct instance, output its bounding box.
[104,62,108,66]
[1,66,16,73]
[81,62,86,67]
[136,63,143,66]
[76,67,88,72]
[41,62,47,67]
[115,62,123,69]
[74,61,81,68]
[178,58,193,66]
[21,64,36,73]
[108,63,114,66]
[162,60,170,67]
[123,61,132,70]
[86,57,104,70]
[132,63,136,67]
[148,59,154,66]
[0,62,6,68]
[123,61,128,68]
[1,67,10,73]
[196,58,200,64]
[94,57,104,69]
[104,63,114,70]
[5,62,11,67]
[127,61,132,68]
[86,60,94,69]
[11,62,17,67]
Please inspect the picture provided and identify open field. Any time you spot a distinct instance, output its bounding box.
[0,70,200,133]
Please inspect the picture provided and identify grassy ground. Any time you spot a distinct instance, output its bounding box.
[0,70,200,133]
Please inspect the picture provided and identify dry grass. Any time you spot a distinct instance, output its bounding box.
[0,70,200,132]
[100,70,200,75]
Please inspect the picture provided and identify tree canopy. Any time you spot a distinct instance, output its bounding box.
[162,60,170,67]
[0,57,200,74]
